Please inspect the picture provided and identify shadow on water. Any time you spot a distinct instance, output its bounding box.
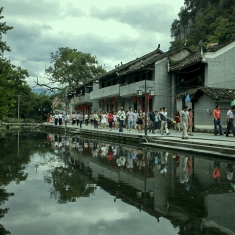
[0,130,235,235]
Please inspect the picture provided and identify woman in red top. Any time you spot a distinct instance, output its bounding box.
[188,108,193,136]
[174,109,180,131]
[107,111,114,131]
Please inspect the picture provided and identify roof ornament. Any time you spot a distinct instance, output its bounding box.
[140,60,144,67]
[157,44,160,49]
[199,40,203,55]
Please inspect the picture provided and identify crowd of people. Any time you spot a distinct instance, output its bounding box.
[46,105,235,139]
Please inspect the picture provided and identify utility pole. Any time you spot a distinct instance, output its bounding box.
[144,78,147,136]
[17,95,21,122]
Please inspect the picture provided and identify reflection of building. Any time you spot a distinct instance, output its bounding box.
[69,138,235,234]
[204,193,235,234]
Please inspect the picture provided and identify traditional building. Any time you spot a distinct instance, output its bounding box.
[170,39,235,129]
[69,39,235,128]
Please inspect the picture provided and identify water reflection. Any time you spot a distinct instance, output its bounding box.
[0,130,235,235]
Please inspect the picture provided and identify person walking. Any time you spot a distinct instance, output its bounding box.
[154,111,160,132]
[113,112,118,129]
[93,111,99,129]
[133,110,138,130]
[84,114,89,126]
[101,111,107,129]
[213,105,223,136]
[117,107,126,132]
[137,109,143,133]
[149,108,155,134]
[225,106,235,137]
[180,106,189,139]
[77,111,83,128]
[174,109,180,132]
[159,107,170,135]
[188,108,193,136]
[126,107,134,133]
[107,111,114,131]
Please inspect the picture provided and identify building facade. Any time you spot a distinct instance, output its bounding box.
[68,39,235,128]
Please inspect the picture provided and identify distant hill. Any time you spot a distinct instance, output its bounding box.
[170,0,235,49]
[32,88,55,95]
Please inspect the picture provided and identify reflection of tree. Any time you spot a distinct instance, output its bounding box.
[0,131,43,234]
[0,188,13,235]
[45,165,96,204]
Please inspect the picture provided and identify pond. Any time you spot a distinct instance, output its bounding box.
[0,130,235,235]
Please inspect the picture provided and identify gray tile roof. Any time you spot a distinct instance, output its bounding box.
[176,86,235,101]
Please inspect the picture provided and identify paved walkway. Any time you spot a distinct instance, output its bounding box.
[58,122,235,145]
[45,122,235,157]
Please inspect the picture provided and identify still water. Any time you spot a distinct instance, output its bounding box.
[0,130,235,235]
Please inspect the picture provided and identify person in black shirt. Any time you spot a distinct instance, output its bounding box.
[149,108,155,133]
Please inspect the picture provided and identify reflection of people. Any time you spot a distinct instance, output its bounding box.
[213,161,221,182]
[151,152,160,171]
[107,146,114,161]
[226,164,234,181]
[179,156,189,183]
[159,152,168,177]
[126,149,135,172]
[116,146,126,169]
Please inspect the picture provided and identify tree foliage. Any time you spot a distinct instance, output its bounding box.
[45,47,106,89]
[0,8,52,120]
[170,0,235,49]
[0,7,13,55]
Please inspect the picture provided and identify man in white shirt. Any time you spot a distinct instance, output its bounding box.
[159,107,170,135]
[117,107,126,132]
[225,106,235,137]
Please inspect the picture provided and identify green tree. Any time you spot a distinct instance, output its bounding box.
[45,47,106,89]
[0,8,31,120]
[0,7,13,54]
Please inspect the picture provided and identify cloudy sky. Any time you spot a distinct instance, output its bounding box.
[1,0,184,87]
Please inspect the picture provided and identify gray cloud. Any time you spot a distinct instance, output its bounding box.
[90,4,174,34]
[1,0,85,20]
[63,3,85,18]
